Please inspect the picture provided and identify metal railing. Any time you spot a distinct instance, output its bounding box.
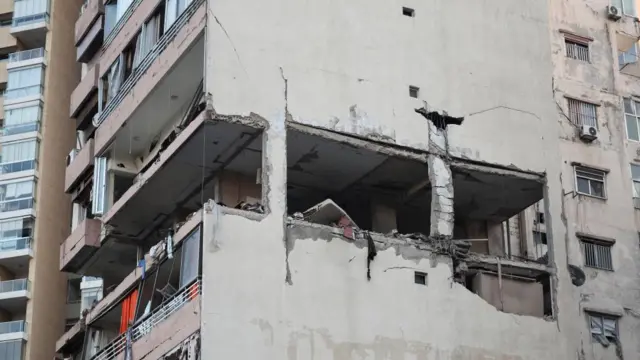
[0,160,36,174]
[4,85,44,100]
[0,279,29,293]
[0,198,34,213]
[12,13,49,27]
[0,237,32,252]
[0,321,25,335]
[9,48,46,63]
[2,122,40,136]
[91,279,201,360]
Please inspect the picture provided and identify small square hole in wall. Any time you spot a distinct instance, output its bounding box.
[409,86,419,98]
[403,7,415,17]
[414,271,427,285]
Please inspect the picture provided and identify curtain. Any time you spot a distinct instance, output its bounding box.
[107,55,124,101]
[119,289,139,334]
[134,14,160,69]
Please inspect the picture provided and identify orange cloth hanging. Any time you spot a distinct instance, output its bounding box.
[119,289,139,334]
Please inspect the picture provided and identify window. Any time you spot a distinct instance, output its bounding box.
[3,105,41,136]
[567,98,597,127]
[13,0,50,26]
[0,340,23,360]
[165,0,193,31]
[81,287,102,313]
[133,10,163,69]
[104,0,118,38]
[67,278,81,303]
[0,140,38,174]
[619,44,638,68]
[565,38,589,62]
[414,271,426,285]
[0,180,35,213]
[631,164,640,208]
[588,312,618,343]
[575,166,606,198]
[409,86,419,98]
[533,231,547,245]
[624,98,640,141]
[6,65,44,100]
[402,7,415,17]
[0,218,32,252]
[537,212,545,224]
[581,239,613,270]
[613,0,636,16]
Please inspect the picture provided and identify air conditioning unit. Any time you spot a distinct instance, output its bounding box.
[66,149,79,166]
[579,125,598,142]
[607,5,621,20]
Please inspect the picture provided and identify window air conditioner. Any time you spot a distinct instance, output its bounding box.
[607,5,621,20]
[579,124,598,142]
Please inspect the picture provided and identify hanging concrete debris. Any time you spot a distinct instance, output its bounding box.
[415,106,464,130]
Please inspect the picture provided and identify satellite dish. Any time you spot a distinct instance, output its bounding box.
[568,264,586,286]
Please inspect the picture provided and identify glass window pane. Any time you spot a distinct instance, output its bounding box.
[628,115,640,141]
[632,164,640,180]
[590,316,603,334]
[603,318,617,339]
[624,98,634,114]
[577,177,590,194]
[590,181,604,197]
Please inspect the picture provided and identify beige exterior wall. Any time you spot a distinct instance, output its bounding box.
[25,0,82,359]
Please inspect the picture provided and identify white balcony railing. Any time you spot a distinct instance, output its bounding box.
[91,279,201,360]
[0,321,26,335]
[8,48,46,63]
[0,237,32,252]
[0,279,29,293]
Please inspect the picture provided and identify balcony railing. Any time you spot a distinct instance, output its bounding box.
[0,198,34,213]
[4,85,43,100]
[0,279,29,293]
[8,48,46,63]
[12,13,49,27]
[12,0,50,27]
[0,321,25,335]
[91,279,201,360]
[0,237,32,252]
[0,160,36,174]
[2,122,40,136]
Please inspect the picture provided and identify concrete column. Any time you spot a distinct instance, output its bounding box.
[427,121,454,239]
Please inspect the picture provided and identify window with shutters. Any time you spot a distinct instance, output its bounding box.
[574,166,606,198]
[588,312,618,343]
[567,98,597,127]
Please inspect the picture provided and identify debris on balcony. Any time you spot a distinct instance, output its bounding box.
[302,199,358,239]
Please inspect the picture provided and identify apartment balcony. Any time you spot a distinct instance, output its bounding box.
[56,214,202,358]
[65,138,94,193]
[94,0,206,156]
[0,27,18,54]
[60,218,101,273]
[91,280,201,360]
[0,1,14,16]
[0,279,30,314]
[76,0,103,63]
[0,236,33,274]
[0,320,27,342]
[7,48,46,68]
[70,64,98,119]
[11,0,49,48]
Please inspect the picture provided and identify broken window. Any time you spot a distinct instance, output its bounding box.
[99,56,124,112]
[463,265,553,318]
[92,157,108,215]
[588,312,618,344]
[565,38,589,62]
[619,43,638,68]
[581,238,613,271]
[567,98,597,127]
[574,166,606,198]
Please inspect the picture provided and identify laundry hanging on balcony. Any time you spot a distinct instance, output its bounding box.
[119,289,139,334]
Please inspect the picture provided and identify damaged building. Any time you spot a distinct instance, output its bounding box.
[53,0,640,359]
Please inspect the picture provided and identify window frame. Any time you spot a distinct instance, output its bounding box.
[580,237,614,271]
[624,97,640,142]
[574,166,607,199]
[567,98,598,128]
[564,37,590,62]
[587,312,619,343]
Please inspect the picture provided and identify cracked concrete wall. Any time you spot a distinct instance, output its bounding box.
[201,212,567,359]
[204,0,557,173]
[202,0,580,358]
[549,1,640,359]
